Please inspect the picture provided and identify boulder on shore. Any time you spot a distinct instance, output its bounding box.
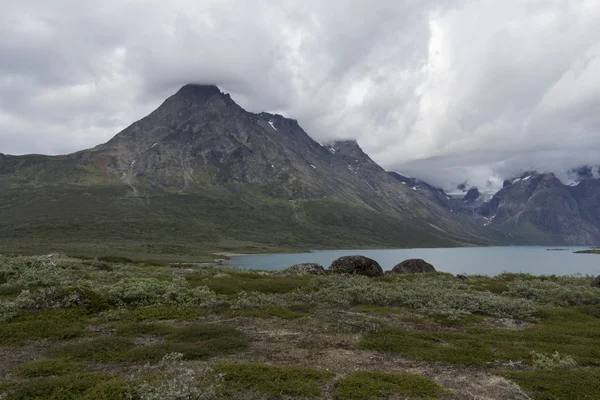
[289,263,325,275]
[329,255,383,277]
[392,259,436,274]
[592,275,600,288]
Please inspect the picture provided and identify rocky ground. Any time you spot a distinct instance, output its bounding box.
[1,253,600,399]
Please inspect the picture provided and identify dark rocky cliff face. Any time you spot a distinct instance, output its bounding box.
[478,173,600,244]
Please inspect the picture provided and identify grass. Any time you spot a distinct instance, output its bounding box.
[12,359,82,378]
[505,369,600,400]
[226,305,311,319]
[45,323,249,363]
[186,273,312,294]
[44,337,137,362]
[0,310,88,345]
[334,371,447,400]
[2,373,132,400]
[215,363,334,397]
[123,338,249,362]
[360,307,600,367]
[127,306,207,321]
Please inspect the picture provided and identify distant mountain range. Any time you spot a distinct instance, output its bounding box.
[1,84,599,255]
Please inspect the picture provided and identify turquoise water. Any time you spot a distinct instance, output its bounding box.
[227,246,600,276]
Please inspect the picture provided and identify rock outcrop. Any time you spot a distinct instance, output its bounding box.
[392,259,436,274]
[329,255,383,277]
[289,263,325,275]
[463,187,480,202]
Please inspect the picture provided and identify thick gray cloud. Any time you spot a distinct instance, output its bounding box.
[1,0,600,190]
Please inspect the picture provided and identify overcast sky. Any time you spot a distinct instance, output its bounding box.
[2,0,600,190]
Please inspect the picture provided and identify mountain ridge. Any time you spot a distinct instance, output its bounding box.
[0,84,504,256]
[3,84,600,250]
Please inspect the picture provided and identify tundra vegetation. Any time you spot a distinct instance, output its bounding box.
[1,254,600,399]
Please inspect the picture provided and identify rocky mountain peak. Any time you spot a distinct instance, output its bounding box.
[463,187,480,202]
[174,84,222,99]
[327,140,372,163]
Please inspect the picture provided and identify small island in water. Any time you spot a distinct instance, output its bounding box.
[0,253,599,399]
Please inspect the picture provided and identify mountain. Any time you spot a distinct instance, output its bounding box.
[478,172,600,244]
[0,84,500,257]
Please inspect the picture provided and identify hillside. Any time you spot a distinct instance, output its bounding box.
[0,85,501,257]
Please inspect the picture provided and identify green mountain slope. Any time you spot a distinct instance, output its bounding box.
[0,85,502,257]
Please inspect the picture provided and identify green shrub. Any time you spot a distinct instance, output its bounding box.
[215,363,334,397]
[125,338,248,362]
[337,319,381,334]
[129,306,206,321]
[230,291,277,310]
[190,273,312,295]
[12,359,81,378]
[114,322,244,343]
[44,337,136,362]
[531,351,577,370]
[113,322,175,337]
[99,278,219,308]
[135,368,220,400]
[0,310,87,345]
[227,306,310,319]
[166,324,244,342]
[133,354,222,400]
[306,275,535,320]
[506,369,600,400]
[81,380,134,400]
[3,373,127,400]
[0,284,24,297]
[97,256,133,264]
[91,262,113,272]
[45,325,248,363]
[14,286,108,314]
[507,278,600,306]
[334,371,446,399]
[360,307,600,367]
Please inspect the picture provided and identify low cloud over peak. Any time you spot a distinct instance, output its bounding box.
[2,0,600,190]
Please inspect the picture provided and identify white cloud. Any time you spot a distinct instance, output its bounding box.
[1,0,600,190]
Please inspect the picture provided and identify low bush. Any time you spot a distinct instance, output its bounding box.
[12,359,82,378]
[305,275,536,320]
[45,337,136,362]
[361,307,600,367]
[125,338,249,362]
[506,278,600,306]
[506,369,600,400]
[215,363,334,397]
[334,371,446,399]
[0,310,88,345]
[133,353,222,400]
[230,291,277,310]
[98,278,219,308]
[3,373,131,400]
[14,286,108,314]
[227,306,310,319]
[189,273,312,295]
[531,351,577,370]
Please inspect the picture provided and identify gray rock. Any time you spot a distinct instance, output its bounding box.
[592,275,600,288]
[329,255,383,277]
[289,263,325,275]
[463,187,480,202]
[392,259,436,274]
[455,274,469,281]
